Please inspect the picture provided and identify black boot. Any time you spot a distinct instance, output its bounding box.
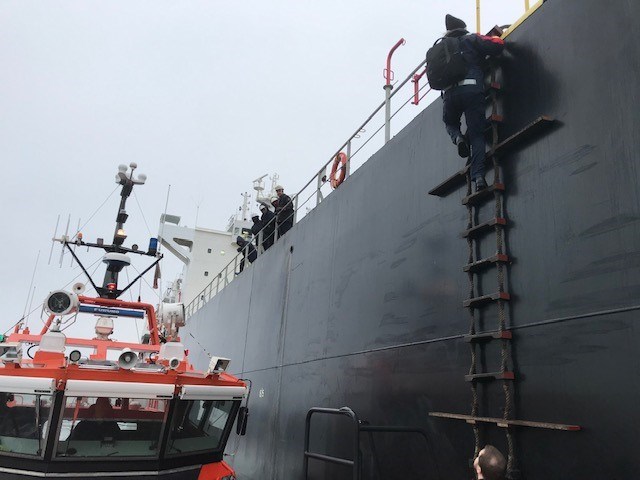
[474,177,487,192]
[456,135,470,158]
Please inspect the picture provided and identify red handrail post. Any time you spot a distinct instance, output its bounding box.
[385,38,406,87]
[411,68,428,105]
[384,38,406,143]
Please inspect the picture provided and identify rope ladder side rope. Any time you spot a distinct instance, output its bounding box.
[430,57,581,480]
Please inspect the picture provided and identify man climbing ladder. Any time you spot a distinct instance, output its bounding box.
[426,14,504,192]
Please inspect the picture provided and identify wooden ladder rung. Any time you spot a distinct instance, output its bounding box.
[465,371,515,382]
[428,116,555,198]
[428,166,469,197]
[462,182,505,206]
[488,115,555,158]
[461,217,507,239]
[429,412,581,431]
[463,253,509,273]
[464,330,512,343]
[463,291,510,308]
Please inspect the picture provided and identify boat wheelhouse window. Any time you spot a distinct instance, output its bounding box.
[56,396,167,458]
[166,399,234,456]
[0,392,52,457]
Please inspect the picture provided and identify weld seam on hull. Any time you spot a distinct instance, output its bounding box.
[238,303,640,375]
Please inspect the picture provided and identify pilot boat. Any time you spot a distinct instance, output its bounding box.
[0,164,247,479]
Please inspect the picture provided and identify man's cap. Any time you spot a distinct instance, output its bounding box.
[445,14,467,31]
[275,185,284,191]
[259,203,268,210]
[251,214,259,220]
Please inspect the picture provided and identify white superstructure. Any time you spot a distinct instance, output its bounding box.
[158,214,251,307]
[159,173,280,308]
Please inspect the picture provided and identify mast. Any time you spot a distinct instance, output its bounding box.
[51,163,160,300]
[100,163,148,296]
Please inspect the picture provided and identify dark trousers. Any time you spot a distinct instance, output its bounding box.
[278,219,293,238]
[442,86,488,181]
[262,233,274,250]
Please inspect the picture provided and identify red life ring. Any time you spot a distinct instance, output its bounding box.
[330,152,348,189]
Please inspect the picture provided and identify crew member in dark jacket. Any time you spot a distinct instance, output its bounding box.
[236,236,257,273]
[250,214,262,247]
[441,14,504,192]
[259,202,276,250]
[274,185,294,237]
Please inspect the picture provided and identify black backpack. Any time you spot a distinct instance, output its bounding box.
[426,36,468,90]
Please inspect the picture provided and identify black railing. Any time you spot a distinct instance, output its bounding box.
[303,406,440,480]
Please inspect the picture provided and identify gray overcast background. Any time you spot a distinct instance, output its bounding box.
[0,1,526,339]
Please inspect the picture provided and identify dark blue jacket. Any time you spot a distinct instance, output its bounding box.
[236,236,257,272]
[447,30,504,89]
[259,209,276,248]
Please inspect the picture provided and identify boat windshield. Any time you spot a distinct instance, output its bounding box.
[166,399,234,456]
[56,396,168,458]
[0,391,52,457]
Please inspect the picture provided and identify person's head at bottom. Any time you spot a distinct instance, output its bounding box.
[474,445,506,480]
[93,397,114,418]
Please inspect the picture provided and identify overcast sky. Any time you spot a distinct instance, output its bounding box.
[0,0,526,340]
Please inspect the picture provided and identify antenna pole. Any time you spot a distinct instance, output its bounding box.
[158,184,171,256]
[48,215,60,265]
[59,215,71,268]
[20,250,40,329]
[25,285,36,329]
[270,174,279,198]
[155,184,171,298]
[71,218,81,266]
[476,0,481,33]
[240,192,251,221]
[101,163,148,295]
[113,178,133,241]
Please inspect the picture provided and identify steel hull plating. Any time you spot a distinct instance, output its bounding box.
[185,0,640,477]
